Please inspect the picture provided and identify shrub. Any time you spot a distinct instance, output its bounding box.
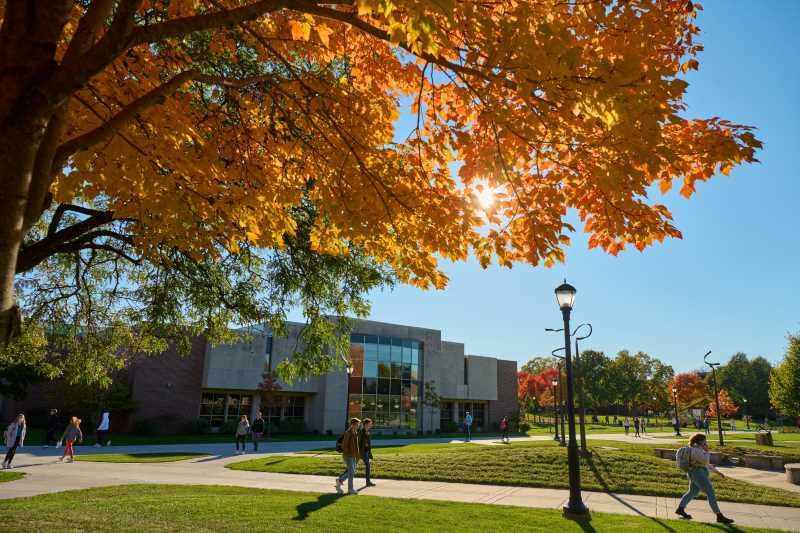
[185,418,212,435]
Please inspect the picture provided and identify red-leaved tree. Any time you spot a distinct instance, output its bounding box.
[708,389,738,418]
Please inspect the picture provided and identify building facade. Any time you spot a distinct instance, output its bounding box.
[2,319,518,435]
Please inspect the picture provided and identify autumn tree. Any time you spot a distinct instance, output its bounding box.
[518,370,538,415]
[0,1,761,362]
[669,372,709,409]
[707,388,737,418]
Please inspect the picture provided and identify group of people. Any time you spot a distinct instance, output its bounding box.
[621,416,647,437]
[232,411,268,453]
[2,409,111,469]
[335,417,375,495]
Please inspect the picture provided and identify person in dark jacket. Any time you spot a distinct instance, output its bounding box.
[358,418,375,487]
[43,409,59,448]
[633,417,640,437]
[251,411,266,451]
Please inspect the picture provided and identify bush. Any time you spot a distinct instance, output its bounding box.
[185,418,212,435]
[518,422,531,432]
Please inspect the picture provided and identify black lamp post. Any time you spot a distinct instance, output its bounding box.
[672,386,681,437]
[554,280,588,517]
[552,377,560,441]
[344,362,354,429]
[652,396,659,430]
[743,399,749,429]
[550,347,566,447]
[704,350,724,446]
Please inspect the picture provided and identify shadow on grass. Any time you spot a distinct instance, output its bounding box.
[293,493,343,521]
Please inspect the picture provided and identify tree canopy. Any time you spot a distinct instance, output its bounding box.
[0,0,762,349]
[769,334,800,417]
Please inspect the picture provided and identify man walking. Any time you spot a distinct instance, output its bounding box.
[251,411,265,452]
[336,418,360,495]
[43,409,59,448]
[464,411,473,442]
[358,418,375,487]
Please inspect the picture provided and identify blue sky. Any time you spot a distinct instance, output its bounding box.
[299,2,800,372]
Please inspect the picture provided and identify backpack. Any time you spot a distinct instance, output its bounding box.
[335,433,345,454]
[675,446,693,471]
[500,420,508,430]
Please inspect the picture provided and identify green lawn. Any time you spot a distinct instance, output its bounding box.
[230,440,800,508]
[0,471,24,483]
[77,453,208,463]
[0,484,783,533]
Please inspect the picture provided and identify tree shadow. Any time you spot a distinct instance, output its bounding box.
[292,493,343,521]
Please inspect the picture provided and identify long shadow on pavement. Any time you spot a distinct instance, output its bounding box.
[293,493,343,521]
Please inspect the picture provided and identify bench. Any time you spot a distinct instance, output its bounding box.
[743,454,784,470]
[785,463,800,485]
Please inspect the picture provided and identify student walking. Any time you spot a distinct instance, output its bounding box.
[43,409,59,448]
[59,417,83,463]
[675,433,734,524]
[633,417,640,437]
[500,416,510,444]
[2,414,27,469]
[672,416,680,435]
[251,411,265,451]
[235,415,250,454]
[336,418,360,495]
[95,410,110,447]
[358,418,375,487]
[464,411,474,442]
[703,417,710,435]
[641,417,647,435]
[623,417,631,436]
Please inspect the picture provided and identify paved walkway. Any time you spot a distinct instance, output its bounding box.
[0,434,798,531]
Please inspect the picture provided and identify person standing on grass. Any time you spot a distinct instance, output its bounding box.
[464,411,473,442]
[358,418,375,487]
[500,416,510,444]
[43,409,59,448]
[235,415,250,454]
[95,409,110,447]
[59,417,83,463]
[251,411,265,452]
[675,433,734,524]
[336,418,360,495]
[623,417,630,436]
[2,414,27,469]
[633,417,640,437]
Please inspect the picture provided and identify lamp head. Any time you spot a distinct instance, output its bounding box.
[554,280,577,310]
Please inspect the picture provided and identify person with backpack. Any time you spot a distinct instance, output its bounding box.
[335,418,360,495]
[358,418,375,487]
[251,411,265,452]
[464,411,473,442]
[500,416,510,444]
[675,433,734,524]
[2,414,26,469]
[633,417,640,437]
[623,417,630,436]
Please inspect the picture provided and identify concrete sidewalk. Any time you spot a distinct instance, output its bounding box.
[1,449,798,531]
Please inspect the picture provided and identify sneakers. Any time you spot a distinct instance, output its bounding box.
[675,507,692,520]
[366,482,376,487]
[347,490,359,496]
[335,480,344,495]
[716,514,734,524]
[106,441,111,446]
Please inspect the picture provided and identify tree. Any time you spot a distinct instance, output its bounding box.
[717,352,772,418]
[669,372,709,408]
[575,350,611,410]
[769,334,800,417]
[707,388,737,418]
[517,370,538,415]
[257,368,282,439]
[0,0,762,347]
[608,350,653,414]
[422,380,441,432]
[521,357,559,375]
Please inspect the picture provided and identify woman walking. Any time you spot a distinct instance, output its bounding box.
[623,417,631,436]
[59,417,83,463]
[235,415,250,454]
[2,414,27,469]
[633,417,640,437]
[500,416,510,444]
[675,433,734,524]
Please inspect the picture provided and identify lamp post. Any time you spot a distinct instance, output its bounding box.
[344,362,354,430]
[550,347,566,447]
[554,280,588,517]
[743,399,749,429]
[552,377,560,441]
[704,350,724,446]
[652,396,659,430]
[672,386,681,437]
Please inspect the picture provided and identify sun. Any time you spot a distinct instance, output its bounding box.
[475,185,496,209]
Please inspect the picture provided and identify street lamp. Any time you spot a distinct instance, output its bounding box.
[344,362,354,430]
[551,377,560,441]
[553,280,588,517]
[672,386,681,437]
[652,396,659,430]
[743,399,749,429]
[550,347,566,447]
[704,350,724,446]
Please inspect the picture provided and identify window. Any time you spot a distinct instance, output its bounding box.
[200,391,252,427]
[348,335,423,429]
[264,394,306,427]
[459,402,486,427]
[440,401,453,426]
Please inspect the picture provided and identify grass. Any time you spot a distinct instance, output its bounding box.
[0,484,783,533]
[229,440,800,508]
[0,471,24,483]
[76,452,208,463]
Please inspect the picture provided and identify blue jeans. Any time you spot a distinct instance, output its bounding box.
[465,425,471,441]
[678,468,720,513]
[362,453,371,483]
[338,456,356,492]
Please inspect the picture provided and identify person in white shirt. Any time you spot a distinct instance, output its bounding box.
[95,411,110,447]
[676,433,734,524]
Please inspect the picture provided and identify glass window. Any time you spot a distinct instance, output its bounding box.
[411,364,419,380]
[378,338,391,361]
[363,360,378,378]
[349,394,362,418]
[411,341,420,365]
[349,376,362,394]
[350,344,364,377]
[363,378,377,395]
[362,395,376,413]
[440,401,453,424]
[391,362,402,379]
[402,339,412,363]
[377,395,390,414]
[285,396,305,419]
[391,342,402,362]
[350,334,365,344]
[390,379,401,395]
[365,340,378,361]
[378,378,390,394]
[402,363,411,380]
[378,362,391,378]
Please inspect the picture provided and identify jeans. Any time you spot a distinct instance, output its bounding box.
[502,428,509,442]
[362,453,372,483]
[96,430,108,446]
[235,435,246,450]
[465,425,471,441]
[678,468,721,513]
[3,436,20,465]
[252,432,262,451]
[338,456,357,492]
